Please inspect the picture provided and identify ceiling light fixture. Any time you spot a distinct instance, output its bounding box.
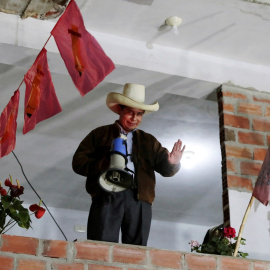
[165,16,182,32]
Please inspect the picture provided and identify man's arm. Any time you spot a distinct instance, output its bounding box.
[72,125,113,178]
[72,132,95,177]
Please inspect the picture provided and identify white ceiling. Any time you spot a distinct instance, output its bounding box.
[1,0,270,239]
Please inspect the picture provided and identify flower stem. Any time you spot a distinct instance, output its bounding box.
[1,220,18,234]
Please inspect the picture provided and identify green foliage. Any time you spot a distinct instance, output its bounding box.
[190,228,249,259]
[0,195,32,234]
[0,175,45,235]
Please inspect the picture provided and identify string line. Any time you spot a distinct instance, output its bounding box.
[12,151,68,241]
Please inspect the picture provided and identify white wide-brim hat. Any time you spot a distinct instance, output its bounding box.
[106,83,159,115]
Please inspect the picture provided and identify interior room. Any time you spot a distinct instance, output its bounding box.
[1,0,270,260]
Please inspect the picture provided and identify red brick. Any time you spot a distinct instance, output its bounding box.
[237,103,262,116]
[265,106,270,117]
[42,239,67,258]
[253,96,270,104]
[112,246,146,264]
[253,261,270,270]
[0,256,14,270]
[88,265,122,270]
[220,256,250,270]
[238,131,264,146]
[254,148,268,161]
[225,145,252,159]
[17,259,46,270]
[223,91,247,99]
[226,159,236,172]
[149,249,182,269]
[253,118,270,132]
[223,103,234,112]
[52,263,84,270]
[227,175,253,191]
[185,254,216,270]
[75,241,109,261]
[0,235,39,255]
[223,114,250,129]
[240,161,262,176]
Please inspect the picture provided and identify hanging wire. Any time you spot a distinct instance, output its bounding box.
[12,151,68,241]
[5,2,67,242]
[43,34,52,49]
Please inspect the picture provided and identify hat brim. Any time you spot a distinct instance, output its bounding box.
[106,92,159,115]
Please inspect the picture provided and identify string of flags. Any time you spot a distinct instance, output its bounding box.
[0,0,115,159]
[252,146,270,205]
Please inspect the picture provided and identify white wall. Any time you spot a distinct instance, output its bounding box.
[229,189,270,261]
[6,204,210,254]
[148,220,210,252]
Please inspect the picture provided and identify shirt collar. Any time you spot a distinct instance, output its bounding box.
[115,120,136,135]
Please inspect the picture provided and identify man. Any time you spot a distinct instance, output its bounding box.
[72,83,185,246]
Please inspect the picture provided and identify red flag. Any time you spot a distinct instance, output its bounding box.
[23,48,62,134]
[252,146,270,205]
[51,0,115,96]
[0,89,20,159]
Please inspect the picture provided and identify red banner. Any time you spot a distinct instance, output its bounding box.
[0,89,20,159]
[51,0,115,96]
[252,146,270,205]
[23,48,62,134]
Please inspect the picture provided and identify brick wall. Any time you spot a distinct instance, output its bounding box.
[217,83,270,226]
[0,234,270,270]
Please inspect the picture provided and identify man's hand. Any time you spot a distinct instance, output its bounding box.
[168,139,185,165]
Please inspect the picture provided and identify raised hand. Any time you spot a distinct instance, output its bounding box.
[168,139,185,165]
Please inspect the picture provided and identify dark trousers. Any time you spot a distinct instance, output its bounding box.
[87,189,152,246]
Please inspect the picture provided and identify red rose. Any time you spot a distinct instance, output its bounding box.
[224,226,236,238]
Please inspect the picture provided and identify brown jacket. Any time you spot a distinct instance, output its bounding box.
[72,122,180,204]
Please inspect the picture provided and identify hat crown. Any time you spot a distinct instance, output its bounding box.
[106,82,159,115]
[123,83,145,104]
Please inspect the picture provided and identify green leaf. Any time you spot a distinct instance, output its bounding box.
[1,195,31,230]
[18,208,31,229]
[0,205,7,231]
[189,229,248,258]
[1,195,14,210]
[238,251,249,258]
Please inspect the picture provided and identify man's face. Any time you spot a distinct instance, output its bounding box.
[118,106,144,132]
